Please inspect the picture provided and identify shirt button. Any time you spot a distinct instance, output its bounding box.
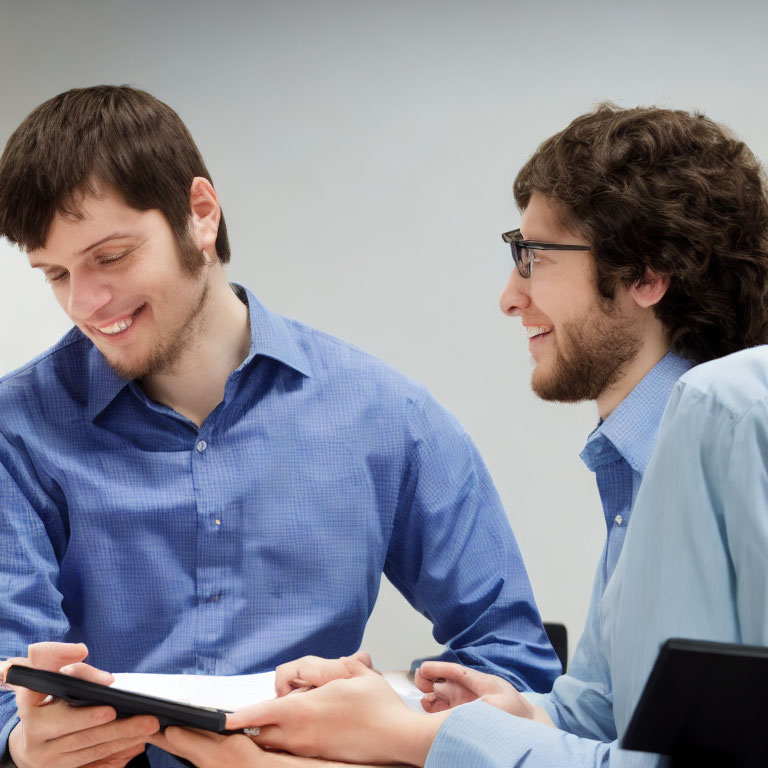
[196,440,208,453]
[615,514,623,526]
[214,519,221,526]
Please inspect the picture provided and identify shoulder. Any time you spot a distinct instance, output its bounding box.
[0,327,91,406]
[673,345,768,419]
[283,316,430,405]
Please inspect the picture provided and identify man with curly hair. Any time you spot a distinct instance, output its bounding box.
[144,104,768,767]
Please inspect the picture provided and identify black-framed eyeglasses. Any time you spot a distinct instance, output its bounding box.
[501,229,591,278]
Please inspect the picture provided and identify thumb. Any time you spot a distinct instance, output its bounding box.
[8,643,91,711]
[3,659,52,711]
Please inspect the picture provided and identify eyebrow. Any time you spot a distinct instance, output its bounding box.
[29,232,132,269]
[77,232,132,256]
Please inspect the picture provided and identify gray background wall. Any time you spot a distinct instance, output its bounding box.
[1,0,766,669]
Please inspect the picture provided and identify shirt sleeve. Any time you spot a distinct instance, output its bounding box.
[0,432,71,755]
[425,700,664,768]
[526,549,617,741]
[382,389,560,693]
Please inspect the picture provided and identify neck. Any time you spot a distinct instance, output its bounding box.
[596,333,670,420]
[141,273,250,427]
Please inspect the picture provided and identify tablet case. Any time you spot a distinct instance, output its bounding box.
[622,638,768,767]
[5,665,229,731]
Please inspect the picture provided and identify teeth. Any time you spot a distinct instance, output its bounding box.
[525,325,550,339]
[99,316,133,335]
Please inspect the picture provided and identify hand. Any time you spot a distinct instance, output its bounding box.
[273,650,373,696]
[414,661,554,726]
[149,727,372,768]
[228,657,449,767]
[3,642,159,768]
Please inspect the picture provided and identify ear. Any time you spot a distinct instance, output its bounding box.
[188,177,221,258]
[629,268,669,309]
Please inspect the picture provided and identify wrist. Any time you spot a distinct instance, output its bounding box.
[396,710,451,767]
[529,704,556,729]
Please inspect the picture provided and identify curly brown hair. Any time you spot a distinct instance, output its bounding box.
[0,85,230,269]
[514,103,768,364]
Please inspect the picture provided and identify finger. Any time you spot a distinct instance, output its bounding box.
[339,657,375,679]
[15,642,92,709]
[55,714,159,754]
[80,741,147,768]
[416,660,469,684]
[275,657,349,697]
[27,642,89,671]
[420,692,452,714]
[64,729,156,768]
[349,650,373,669]
[431,680,478,707]
[413,667,437,694]
[59,662,115,686]
[15,695,117,739]
[227,698,284,731]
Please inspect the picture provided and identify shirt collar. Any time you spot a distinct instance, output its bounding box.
[580,351,694,475]
[85,283,312,421]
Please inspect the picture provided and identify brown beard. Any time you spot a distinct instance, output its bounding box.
[531,298,641,403]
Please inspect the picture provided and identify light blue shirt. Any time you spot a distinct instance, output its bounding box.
[0,286,559,767]
[427,349,739,768]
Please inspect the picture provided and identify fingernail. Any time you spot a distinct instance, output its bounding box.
[244,727,260,736]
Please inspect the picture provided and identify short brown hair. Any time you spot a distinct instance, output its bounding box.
[514,103,768,363]
[0,85,230,267]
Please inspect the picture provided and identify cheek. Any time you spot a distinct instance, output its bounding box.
[51,284,71,314]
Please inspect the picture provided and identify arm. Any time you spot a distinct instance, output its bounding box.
[0,440,159,768]
[385,390,559,692]
[602,361,768,739]
[424,700,662,768]
[227,662,660,768]
[148,728,383,768]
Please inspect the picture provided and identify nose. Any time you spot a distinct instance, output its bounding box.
[65,270,113,323]
[499,269,531,316]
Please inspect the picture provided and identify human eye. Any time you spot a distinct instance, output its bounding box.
[98,248,132,266]
[45,269,69,284]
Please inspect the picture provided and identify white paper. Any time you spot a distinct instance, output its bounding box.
[111,669,425,713]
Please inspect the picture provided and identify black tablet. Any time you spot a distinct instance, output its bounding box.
[622,638,768,764]
[4,665,229,731]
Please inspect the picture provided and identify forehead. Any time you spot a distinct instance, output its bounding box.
[29,191,155,262]
[521,193,587,244]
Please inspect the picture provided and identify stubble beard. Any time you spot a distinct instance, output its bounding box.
[531,299,641,403]
[106,278,211,381]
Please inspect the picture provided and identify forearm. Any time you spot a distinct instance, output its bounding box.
[425,701,661,768]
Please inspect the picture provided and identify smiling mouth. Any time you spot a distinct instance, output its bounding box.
[525,325,552,340]
[96,305,145,336]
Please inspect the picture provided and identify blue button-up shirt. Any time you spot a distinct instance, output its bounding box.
[427,351,694,768]
[0,286,559,766]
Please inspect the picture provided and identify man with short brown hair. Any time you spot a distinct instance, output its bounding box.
[0,85,560,768]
